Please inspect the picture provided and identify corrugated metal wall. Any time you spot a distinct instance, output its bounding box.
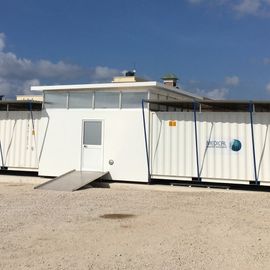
[151,112,270,184]
[0,111,41,170]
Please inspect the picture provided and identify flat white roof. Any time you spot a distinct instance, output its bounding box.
[31,81,203,100]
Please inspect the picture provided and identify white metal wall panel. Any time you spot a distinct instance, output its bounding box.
[37,109,149,181]
[151,112,270,183]
[151,112,196,178]
[254,113,270,183]
[0,111,40,170]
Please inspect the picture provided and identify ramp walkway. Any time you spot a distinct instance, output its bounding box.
[35,170,108,191]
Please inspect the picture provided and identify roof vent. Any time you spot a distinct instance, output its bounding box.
[161,73,178,87]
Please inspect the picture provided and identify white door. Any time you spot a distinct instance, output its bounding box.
[81,120,103,171]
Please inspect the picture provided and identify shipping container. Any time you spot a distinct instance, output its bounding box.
[150,101,270,186]
[0,109,41,171]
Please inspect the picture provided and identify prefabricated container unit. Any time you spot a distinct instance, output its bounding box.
[148,100,270,186]
[31,81,202,181]
[0,101,42,171]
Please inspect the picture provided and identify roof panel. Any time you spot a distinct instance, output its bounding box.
[0,100,42,111]
[146,100,270,112]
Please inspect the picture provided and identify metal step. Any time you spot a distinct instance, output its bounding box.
[34,170,108,191]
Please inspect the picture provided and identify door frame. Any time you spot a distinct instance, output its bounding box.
[80,119,105,171]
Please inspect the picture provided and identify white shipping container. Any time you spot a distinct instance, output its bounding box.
[150,111,270,185]
[0,111,41,170]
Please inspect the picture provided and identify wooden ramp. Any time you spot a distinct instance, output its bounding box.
[35,170,108,191]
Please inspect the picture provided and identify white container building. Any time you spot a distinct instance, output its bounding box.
[0,74,269,187]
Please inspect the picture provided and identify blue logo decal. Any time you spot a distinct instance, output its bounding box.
[230,139,242,152]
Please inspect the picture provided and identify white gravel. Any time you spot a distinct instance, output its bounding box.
[1,182,270,269]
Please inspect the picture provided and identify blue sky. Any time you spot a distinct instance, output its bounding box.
[0,0,270,99]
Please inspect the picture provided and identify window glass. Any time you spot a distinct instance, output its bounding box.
[69,92,93,108]
[95,92,119,108]
[44,92,67,108]
[83,121,102,145]
[149,93,159,111]
[121,92,148,108]
[158,95,168,111]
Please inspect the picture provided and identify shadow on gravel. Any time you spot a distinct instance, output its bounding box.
[99,214,135,219]
[79,181,111,190]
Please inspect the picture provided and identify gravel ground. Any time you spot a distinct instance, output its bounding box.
[1,182,270,270]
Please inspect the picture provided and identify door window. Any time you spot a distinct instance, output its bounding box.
[83,121,102,145]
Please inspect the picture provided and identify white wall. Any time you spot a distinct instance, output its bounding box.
[38,109,149,182]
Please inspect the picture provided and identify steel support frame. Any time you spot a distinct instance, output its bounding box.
[142,100,151,183]
[142,100,260,186]
[249,101,259,185]
[193,101,201,181]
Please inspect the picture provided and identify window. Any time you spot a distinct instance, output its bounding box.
[149,93,159,111]
[121,92,148,108]
[69,92,93,108]
[83,121,102,145]
[95,92,120,108]
[158,94,168,111]
[44,92,67,108]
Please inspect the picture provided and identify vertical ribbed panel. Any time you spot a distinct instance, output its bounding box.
[255,113,270,182]
[0,111,41,169]
[151,112,270,183]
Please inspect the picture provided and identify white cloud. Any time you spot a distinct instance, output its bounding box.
[91,66,120,81]
[233,0,261,15]
[0,33,121,98]
[0,78,40,97]
[0,33,5,51]
[225,75,240,86]
[22,79,40,95]
[266,82,270,92]
[186,0,270,17]
[263,57,270,64]
[196,87,229,99]
[0,53,85,81]
[188,79,199,84]
[187,0,204,4]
